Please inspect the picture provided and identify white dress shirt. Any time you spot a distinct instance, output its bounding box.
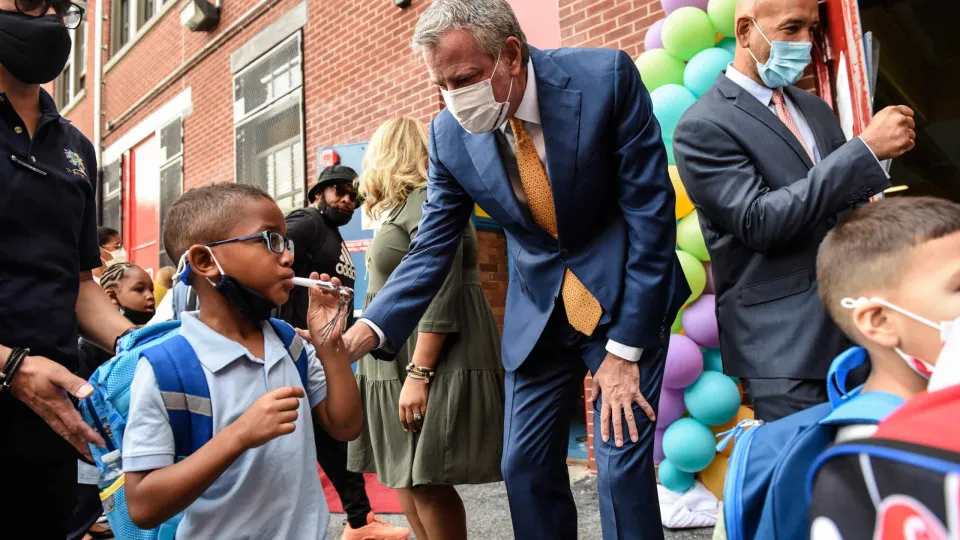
[725,64,888,173]
[361,61,644,363]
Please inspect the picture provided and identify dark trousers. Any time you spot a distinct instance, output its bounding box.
[741,378,829,422]
[501,308,666,540]
[68,484,104,540]
[315,422,371,526]
[1,456,76,539]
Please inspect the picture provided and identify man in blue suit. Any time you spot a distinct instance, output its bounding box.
[342,1,688,537]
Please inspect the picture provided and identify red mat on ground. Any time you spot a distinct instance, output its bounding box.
[318,464,403,514]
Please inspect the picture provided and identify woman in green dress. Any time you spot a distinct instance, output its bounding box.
[349,117,504,540]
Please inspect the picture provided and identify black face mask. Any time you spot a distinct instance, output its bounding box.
[121,307,155,326]
[320,198,354,228]
[212,275,277,322]
[0,12,71,85]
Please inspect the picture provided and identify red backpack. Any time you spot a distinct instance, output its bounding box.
[808,385,960,539]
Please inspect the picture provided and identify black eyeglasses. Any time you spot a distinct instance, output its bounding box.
[205,231,294,258]
[334,184,363,204]
[14,0,85,29]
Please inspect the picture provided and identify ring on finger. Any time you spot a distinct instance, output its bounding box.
[413,412,423,422]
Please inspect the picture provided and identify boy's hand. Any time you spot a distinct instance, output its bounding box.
[232,386,304,449]
[306,272,350,348]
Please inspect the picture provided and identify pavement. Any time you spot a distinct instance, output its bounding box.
[326,466,713,539]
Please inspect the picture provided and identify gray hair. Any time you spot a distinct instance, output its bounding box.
[411,0,530,65]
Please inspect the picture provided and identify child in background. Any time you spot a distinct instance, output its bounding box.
[71,262,157,540]
[816,195,960,441]
[122,183,361,539]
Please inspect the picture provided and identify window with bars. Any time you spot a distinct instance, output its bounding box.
[55,22,86,110]
[158,119,183,268]
[101,160,123,232]
[233,33,305,214]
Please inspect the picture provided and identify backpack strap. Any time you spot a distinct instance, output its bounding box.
[141,336,213,459]
[268,318,309,388]
[820,391,904,426]
[827,346,869,408]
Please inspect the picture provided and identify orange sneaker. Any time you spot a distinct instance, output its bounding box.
[339,512,411,540]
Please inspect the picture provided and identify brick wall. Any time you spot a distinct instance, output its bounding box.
[559,0,664,59]
[477,231,508,332]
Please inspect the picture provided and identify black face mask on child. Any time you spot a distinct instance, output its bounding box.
[204,248,277,322]
[121,307,155,326]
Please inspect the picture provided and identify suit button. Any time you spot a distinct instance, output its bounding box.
[559,249,569,258]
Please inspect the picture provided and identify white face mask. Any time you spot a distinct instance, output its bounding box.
[103,247,127,266]
[441,53,514,134]
[842,297,957,381]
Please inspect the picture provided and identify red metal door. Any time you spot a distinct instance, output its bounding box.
[124,136,161,278]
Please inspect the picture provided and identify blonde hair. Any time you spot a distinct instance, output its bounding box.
[358,117,429,220]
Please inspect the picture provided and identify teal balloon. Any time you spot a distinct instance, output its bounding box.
[684,47,734,97]
[676,249,706,305]
[677,211,710,261]
[662,7,717,61]
[662,418,717,472]
[708,0,737,37]
[658,459,695,493]
[651,84,698,139]
[636,49,686,92]
[664,137,676,165]
[702,348,723,372]
[718,37,736,56]
[684,372,741,426]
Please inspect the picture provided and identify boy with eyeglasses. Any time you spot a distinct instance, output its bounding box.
[121,183,362,538]
[0,0,138,537]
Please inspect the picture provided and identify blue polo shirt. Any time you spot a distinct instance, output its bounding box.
[0,88,100,459]
[123,313,330,539]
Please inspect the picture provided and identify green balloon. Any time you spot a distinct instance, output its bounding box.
[664,137,676,166]
[677,249,706,305]
[672,307,685,334]
[708,0,737,37]
[662,7,717,61]
[677,211,710,262]
[635,49,686,92]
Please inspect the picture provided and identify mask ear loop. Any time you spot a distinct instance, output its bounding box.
[842,296,942,331]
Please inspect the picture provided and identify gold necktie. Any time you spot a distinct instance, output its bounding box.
[509,117,602,336]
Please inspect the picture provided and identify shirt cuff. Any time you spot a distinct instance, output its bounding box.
[358,318,386,349]
[123,453,175,473]
[606,340,643,362]
[857,136,891,179]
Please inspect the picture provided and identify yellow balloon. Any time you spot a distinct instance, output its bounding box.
[698,454,728,500]
[711,406,754,457]
[670,166,694,219]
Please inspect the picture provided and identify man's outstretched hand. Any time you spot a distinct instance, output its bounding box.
[589,353,656,448]
[11,355,106,459]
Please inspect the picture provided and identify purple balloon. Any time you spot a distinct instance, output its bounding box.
[661,0,709,15]
[644,19,665,50]
[703,262,715,294]
[654,428,666,464]
[664,334,704,389]
[682,294,720,348]
[658,387,687,427]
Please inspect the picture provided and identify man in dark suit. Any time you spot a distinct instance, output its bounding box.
[673,0,916,421]
[339,1,687,537]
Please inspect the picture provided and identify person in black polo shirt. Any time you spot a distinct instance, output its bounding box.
[280,166,410,540]
[0,0,135,536]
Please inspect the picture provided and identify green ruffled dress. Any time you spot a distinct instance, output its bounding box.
[347,187,505,489]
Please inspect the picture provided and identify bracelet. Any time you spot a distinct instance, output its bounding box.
[406,363,436,384]
[0,347,29,394]
[114,327,138,354]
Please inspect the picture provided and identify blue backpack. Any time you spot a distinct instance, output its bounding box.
[717,347,905,540]
[80,318,309,540]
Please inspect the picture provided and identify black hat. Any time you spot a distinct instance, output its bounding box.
[307,165,358,204]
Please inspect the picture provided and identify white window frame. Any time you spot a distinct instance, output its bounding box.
[157,117,184,268]
[232,32,306,213]
[107,0,178,65]
[57,23,87,113]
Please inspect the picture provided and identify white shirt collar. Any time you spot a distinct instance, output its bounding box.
[501,60,540,133]
[725,63,774,107]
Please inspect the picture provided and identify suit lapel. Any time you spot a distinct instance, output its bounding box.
[533,50,582,241]
[462,131,529,225]
[719,75,813,168]
[784,86,832,161]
